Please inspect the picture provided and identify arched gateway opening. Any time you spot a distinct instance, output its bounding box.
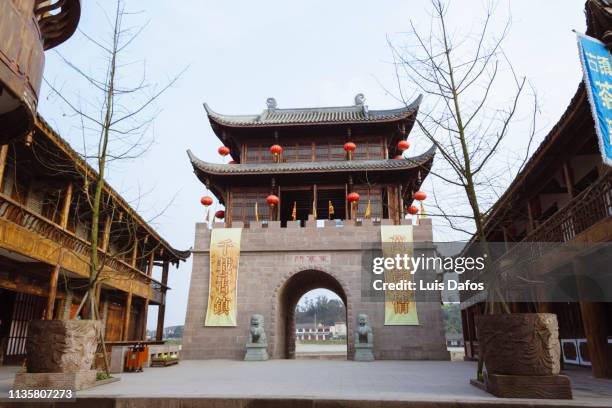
[278,270,348,359]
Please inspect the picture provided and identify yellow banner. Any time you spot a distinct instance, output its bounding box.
[205,228,242,326]
[381,225,419,325]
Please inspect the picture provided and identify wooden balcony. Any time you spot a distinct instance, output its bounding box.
[507,171,612,254]
[0,0,81,144]
[0,193,166,304]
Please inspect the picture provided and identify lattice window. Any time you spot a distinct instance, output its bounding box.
[353,186,383,218]
[231,190,270,222]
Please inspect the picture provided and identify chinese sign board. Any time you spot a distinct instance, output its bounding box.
[577,32,612,167]
[205,228,242,326]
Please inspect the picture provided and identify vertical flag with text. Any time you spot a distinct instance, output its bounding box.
[577,32,612,167]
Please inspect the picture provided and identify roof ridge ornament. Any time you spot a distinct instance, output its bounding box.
[266,97,278,110]
[354,93,369,119]
[354,93,365,106]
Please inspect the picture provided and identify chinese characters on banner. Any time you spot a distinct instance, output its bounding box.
[577,32,612,167]
[205,228,242,326]
[380,225,419,325]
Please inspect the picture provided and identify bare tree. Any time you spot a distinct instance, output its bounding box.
[387,0,539,315]
[43,0,184,373]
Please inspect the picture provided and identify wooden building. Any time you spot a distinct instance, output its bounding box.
[190,94,431,225]
[0,116,190,365]
[0,0,81,144]
[460,0,612,379]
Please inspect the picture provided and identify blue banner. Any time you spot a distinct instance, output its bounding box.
[577,33,612,167]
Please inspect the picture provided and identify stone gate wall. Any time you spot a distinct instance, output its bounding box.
[182,218,450,361]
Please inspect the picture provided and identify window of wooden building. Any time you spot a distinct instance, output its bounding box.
[231,189,270,222]
[353,186,383,218]
[283,142,314,162]
[354,137,384,160]
[315,142,345,161]
[244,144,275,163]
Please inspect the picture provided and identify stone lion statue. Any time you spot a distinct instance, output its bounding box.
[354,313,373,345]
[249,314,266,344]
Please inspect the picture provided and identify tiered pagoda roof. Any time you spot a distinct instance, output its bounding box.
[189,95,435,205]
[204,95,422,128]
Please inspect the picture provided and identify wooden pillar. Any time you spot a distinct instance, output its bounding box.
[101,216,112,252]
[122,286,133,341]
[156,260,169,341]
[130,239,138,267]
[501,226,510,252]
[45,264,61,320]
[0,145,8,191]
[59,183,73,229]
[397,184,404,223]
[148,251,155,276]
[313,184,318,218]
[574,258,612,378]
[141,299,149,341]
[526,200,535,233]
[563,162,574,198]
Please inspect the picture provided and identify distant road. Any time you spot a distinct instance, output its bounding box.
[296,344,347,354]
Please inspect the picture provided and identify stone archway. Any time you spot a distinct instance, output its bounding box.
[276,269,349,359]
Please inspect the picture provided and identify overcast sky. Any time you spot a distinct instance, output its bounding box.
[38,1,586,328]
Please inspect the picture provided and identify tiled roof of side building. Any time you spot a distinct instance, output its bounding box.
[204,94,422,127]
[187,145,436,176]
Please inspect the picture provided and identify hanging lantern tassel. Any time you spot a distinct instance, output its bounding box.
[343,142,356,161]
[347,192,360,220]
[413,191,427,222]
[270,145,283,163]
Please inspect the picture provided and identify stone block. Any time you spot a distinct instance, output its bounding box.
[354,344,374,362]
[244,343,269,361]
[13,370,97,391]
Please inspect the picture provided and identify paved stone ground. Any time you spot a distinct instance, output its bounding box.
[1,360,611,406]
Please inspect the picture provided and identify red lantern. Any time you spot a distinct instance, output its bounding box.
[397,140,410,151]
[266,194,280,207]
[414,191,427,201]
[394,155,404,160]
[200,196,213,206]
[214,210,225,219]
[347,192,360,203]
[343,142,357,152]
[218,146,230,156]
[269,144,283,155]
[406,205,419,215]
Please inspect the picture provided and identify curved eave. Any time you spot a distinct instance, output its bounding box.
[187,145,435,178]
[36,0,81,50]
[203,95,422,129]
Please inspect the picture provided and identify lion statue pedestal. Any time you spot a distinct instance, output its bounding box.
[354,313,374,362]
[245,314,268,361]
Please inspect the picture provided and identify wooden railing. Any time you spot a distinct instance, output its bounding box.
[501,170,612,261]
[0,194,166,303]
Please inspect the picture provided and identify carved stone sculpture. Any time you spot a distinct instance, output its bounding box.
[354,313,374,361]
[14,319,102,391]
[245,314,268,361]
[26,320,102,373]
[474,313,572,399]
[476,313,560,376]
